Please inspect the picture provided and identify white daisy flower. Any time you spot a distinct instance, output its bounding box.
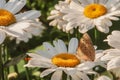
[0,0,45,44]
[25,38,99,80]
[101,30,120,77]
[62,0,120,33]
[48,0,74,33]
[14,19,45,43]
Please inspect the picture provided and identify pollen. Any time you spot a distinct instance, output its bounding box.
[84,4,107,19]
[52,53,80,67]
[0,9,16,26]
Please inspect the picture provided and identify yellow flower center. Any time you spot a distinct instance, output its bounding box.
[52,53,80,67]
[84,4,107,19]
[0,9,16,26]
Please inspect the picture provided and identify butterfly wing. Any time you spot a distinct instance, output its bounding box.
[77,33,95,61]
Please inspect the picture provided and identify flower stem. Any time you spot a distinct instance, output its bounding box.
[0,45,4,80]
[94,28,99,45]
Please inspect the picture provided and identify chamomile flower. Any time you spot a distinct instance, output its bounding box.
[101,31,120,77]
[14,19,45,43]
[0,0,45,44]
[48,0,74,33]
[25,38,98,80]
[62,0,120,33]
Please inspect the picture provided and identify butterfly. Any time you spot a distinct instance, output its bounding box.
[77,33,95,61]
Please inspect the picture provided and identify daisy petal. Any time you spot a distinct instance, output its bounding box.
[25,58,53,68]
[97,76,111,80]
[96,25,109,33]
[99,0,108,5]
[71,74,80,80]
[76,72,90,80]
[106,31,120,49]
[51,70,62,80]
[57,39,67,53]
[68,38,78,53]
[40,68,56,77]
[0,31,6,44]
[3,29,23,38]
[101,49,120,61]
[16,10,41,21]
[43,42,57,56]
[27,53,51,62]
[0,0,6,8]
[53,40,67,53]
[77,61,95,71]
[5,0,26,14]
[64,68,76,75]
[8,21,31,31]
[107,57,120,70]
[36,50,52,58]
[79,0,91,6]
[70,0,84,10]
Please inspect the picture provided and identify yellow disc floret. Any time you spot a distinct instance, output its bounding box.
[52,53,80,67]
[84,4,107,19]
[0,9,16,26]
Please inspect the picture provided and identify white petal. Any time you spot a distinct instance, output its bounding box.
[97,76,111,80]
[104,19,112,27]
[36,50,52,58]
[57,39,67,53]
[78,21,94,33]
[108,16,119,21]
[96,25,109,33]
[3,29,23,38]
[79,0,91,6]
[27,53,51,62]
[8,21,31,31]
[70,0,84,10]
[106,31,120,49]
[43,42,57,56]
[68,38,78,53]
[101,49,120,61]
[64,68,77,75]
[16,10,41,21]
[70,74,80,80]
[15,32,30,42]
[51,70,62,80]
[0,0,6,8]
[109,3,120,11]
[76,72,90,80]
[4,0,26,14]
[107,57,120,70]
[105,0,120,9]
[77,61,95,71]
[66,22,77,31]
[40,68,56,77]
[0,31,6,44]
[95,50,104,61]
[53,40,67,53]
[25,58,54,68]
[99,0,108,5]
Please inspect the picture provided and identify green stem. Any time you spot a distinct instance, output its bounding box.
[0,45,4,80]
[94,28,99,45]
[25,67,31,80]
[14,65,19,75]
[4,44,9,80]
[67,33,70,41]
[24,60,31,80]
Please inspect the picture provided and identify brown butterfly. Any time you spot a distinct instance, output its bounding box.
[77,33,95,61]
